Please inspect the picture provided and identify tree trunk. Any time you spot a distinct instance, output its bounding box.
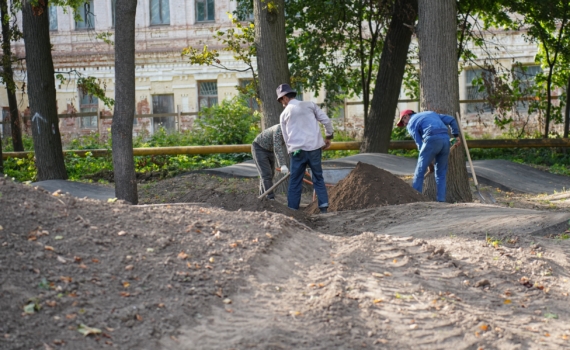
[112,0,138,204]
[362,0,418,153]
[544,69,554,138]
[417,0,471,203]
[254,0,290,129]
[22,0,67,180]
[564,75,570,139]
[1,0,24,152]
[0,132,3,174]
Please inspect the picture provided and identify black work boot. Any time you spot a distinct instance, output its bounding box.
[319,207,328,214]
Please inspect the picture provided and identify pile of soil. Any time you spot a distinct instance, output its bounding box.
[306,162,428,214]
[138,173,311,226]
[0,178,306,349]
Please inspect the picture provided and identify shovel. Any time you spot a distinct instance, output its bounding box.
[258,173,291,199]
[456,112,495,204]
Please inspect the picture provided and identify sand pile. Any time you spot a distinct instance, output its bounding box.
[305,162,428,214]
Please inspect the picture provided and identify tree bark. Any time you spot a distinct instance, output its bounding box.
[254,0,290,129]
[417,0,471,202]
[0,131,3,174]
[22,0,67,180]
[112,0,138,204]
[1,0,24,152]
[361,0,418,153]
[564,75,570,139]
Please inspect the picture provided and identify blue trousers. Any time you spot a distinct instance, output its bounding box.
[412,135,450,202]
[288,149,329,210]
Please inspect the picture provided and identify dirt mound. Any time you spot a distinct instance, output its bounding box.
[306,162,427,214]
[138,173,311,225]
[0,178,307,349]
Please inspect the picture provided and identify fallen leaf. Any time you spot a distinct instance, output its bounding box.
[117,231,127,236]
[122,282,130,288]
[230,243,238,248]
[78,263,87,269]
[544,312,558,319]
[289,311,301,316]
[186,262,192,269]
[125,265,134,271]
[209,257,215,263]
[77,324,102,337]
[120,292,130,297]
[409,324,418,329]
[480,324,489,331]
[544,333,550,337]
[393,259,398,263]
[475,331,480,337]
[57,256,66,264]
[59,276,72,283]
[562,334,568,340]
[43,342,54,350]
[23,302,38,314]
[383,272,392,277]
[136,314,143,321]
[91,258,99,263]
[317,283,325,288]
[45,246,55,251]
[503,299,512,304]
[373,299,383,304]
[52,339,64,345]
[0,225,3,230]
[266,233,272,238]
[146,248,154,253]
[225,308,234,313]
[157,303,165,308]
[107,198,118,203]
[177,252,189,260]
[66,313,77,320]
[74,256,82,262]
[54,236,63,240]
[45,301,57,307]
[215,288,223,298]
[372,272,384,278]
[223,298,232,304]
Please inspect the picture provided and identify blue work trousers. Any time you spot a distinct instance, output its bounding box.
[288,149,329,210]
[412,134,450,202]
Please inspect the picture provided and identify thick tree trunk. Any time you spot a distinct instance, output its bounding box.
[361,0,418,153]
[564,75,570,139]
[22,0,67,180]
[544,71,553,138]
[417,0,471,202]
[1,0,24,152]
[254,0,290,129]
[112,0,138,204]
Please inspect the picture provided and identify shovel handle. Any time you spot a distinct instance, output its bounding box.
[258,173,291,199]
[456,112,479,187]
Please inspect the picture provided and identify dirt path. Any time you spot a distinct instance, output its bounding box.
[2,174,570,349]
[161,213,570,349]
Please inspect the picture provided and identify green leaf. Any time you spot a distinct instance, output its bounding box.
[544,312,558,319]
[23,303,36,314]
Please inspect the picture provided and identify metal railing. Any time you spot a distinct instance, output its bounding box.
[3,139,570,160]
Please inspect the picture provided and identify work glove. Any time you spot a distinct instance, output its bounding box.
[280,165,289,175]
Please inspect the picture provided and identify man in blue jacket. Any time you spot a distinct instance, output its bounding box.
[397,109,461,202]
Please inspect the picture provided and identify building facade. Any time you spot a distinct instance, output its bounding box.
[0,1,553,144]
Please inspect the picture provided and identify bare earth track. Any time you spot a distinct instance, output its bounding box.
[2,170,570,349]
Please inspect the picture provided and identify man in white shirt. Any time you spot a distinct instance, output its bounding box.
[276,83,334,213]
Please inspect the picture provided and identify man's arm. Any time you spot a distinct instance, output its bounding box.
[279,110,290,147]
[440,114,460,137]
[311,103,334,139]
[407,124,423,150]
[273,127,288,167]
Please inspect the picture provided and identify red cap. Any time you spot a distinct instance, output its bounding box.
[396,109,415,127]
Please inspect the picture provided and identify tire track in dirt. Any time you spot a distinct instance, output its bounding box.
[162,215,570,350]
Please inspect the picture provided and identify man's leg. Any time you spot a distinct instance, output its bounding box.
[306,149,329,211]
[252,142,276,199]
[412,140,438,194]
[287,150,308,210]
[433,137,450,202]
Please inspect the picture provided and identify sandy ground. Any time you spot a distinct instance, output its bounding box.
[2,173,570,349]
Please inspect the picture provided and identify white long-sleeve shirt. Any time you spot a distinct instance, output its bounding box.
[279,99,334,153]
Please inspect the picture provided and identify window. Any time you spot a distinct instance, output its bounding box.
[196,0,215,22]
[152,95,175,131]
[79,90,98,128]
[111,0,116,28]
[150,0,170,25]
[198,81,218,110]
[49,6,58,31]
[239,79,259,111]
[76,0,95,30]
[514,65,542,111]
[465,69,493,114]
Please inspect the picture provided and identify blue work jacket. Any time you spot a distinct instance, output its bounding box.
[406,111,460,150]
